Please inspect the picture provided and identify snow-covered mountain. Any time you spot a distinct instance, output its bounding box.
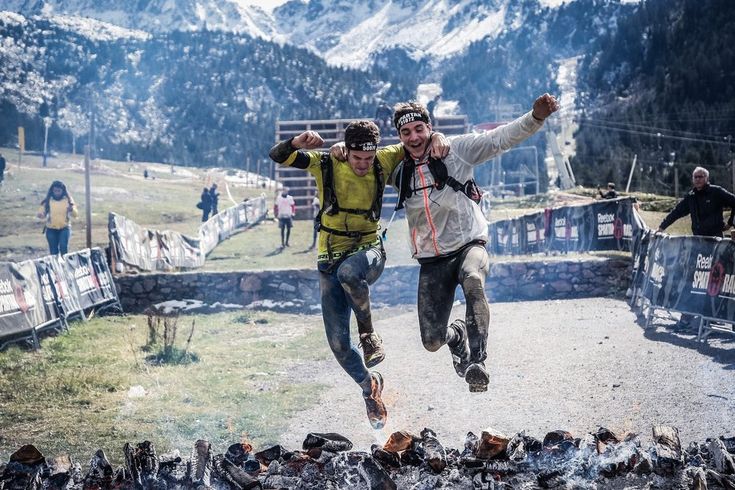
[0,0,639,180]
[2,0,598,68]
[272,0,526,68]
[1,0,279,40]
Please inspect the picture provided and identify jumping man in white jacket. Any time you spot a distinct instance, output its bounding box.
[391,94,559,392]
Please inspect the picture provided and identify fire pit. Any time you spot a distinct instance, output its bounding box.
[2,425,733,489]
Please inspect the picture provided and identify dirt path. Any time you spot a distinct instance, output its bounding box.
[279,297,735,451]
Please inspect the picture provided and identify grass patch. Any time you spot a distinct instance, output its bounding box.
[0,311,329,465]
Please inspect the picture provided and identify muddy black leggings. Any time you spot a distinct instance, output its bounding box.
[416,243,489,364]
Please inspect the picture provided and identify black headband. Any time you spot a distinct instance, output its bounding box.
[395,112,429,130]
[346,141,377,152]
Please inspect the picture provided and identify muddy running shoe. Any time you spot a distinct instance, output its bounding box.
[465,362,489,393]
[363,372,387,429]
[359,332,385,368]
[448,320,471,377]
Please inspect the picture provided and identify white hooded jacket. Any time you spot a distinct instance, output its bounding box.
[393,111,544,260]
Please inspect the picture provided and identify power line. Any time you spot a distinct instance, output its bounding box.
[579,121,733,146]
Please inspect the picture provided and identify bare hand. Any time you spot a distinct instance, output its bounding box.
[330,142,347,161]
[531,93,560,121]
[430,132,450,159]
[292,130,324,150]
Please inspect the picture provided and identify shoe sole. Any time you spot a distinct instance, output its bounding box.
[465,364,489,393]
[368,372,387,429]
[364,352,385,368]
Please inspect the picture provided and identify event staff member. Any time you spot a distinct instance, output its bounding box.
[657,166,735,331]
[657,166,735,238]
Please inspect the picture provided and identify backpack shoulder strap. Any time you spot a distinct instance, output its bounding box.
[394,157,415,211]
[368,157,384,221]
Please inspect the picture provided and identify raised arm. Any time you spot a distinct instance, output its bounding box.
[450,93,559,166]
[531,93,560,121]
[658,198,690,232]
[269,130,325,163]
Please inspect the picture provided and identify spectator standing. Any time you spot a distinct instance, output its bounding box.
[199,187,212,222]
[37,180,78,255]
[274,188,296,247]
[209,183,220,216]
[657,166,735,330]
[658,167,735,237]
[0,153,6,186]
[598,182,619,199]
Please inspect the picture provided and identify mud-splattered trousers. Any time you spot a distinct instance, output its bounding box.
[318,245,386,384]
[417,242,489,364]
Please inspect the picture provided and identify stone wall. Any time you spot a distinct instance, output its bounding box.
[115,256,632,314]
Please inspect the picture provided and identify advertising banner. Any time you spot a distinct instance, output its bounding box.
[0,261,47,338]
[490,197,644,255]
[109,196,268,272]
[588,199,639,252]
[64,249,108,310]
[547,204,588,252]
[0,248,120,345]
[642,235,734,320]
[521,211,548,255]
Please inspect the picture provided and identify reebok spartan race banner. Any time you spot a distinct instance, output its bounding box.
[489,197,643,255]
[639,234,735,322]
[0,248,119,344]
[109,197,268,272]
[0,260,47,338]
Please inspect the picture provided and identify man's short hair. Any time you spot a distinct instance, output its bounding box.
[393,102,430,130]
[607,182,615,189]
[344,120,380,151]
[693,166,709,179]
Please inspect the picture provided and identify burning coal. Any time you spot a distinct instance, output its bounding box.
[1,425,734,489]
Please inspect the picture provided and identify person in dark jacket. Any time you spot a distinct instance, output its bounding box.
[657,167,735,237]
[0,153,6,186]
[209,183,219,216]
[598,182,618,199]
[657,166,735,331]
[199,187,212,222]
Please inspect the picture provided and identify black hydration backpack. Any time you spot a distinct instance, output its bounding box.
[314,153,385,239]
[394,156,482,211]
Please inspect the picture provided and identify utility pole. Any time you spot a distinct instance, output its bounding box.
[727,135,734,192]
[84,145,92,249]
[670,152,677,198]
[17,126,24,169]
[42,117,52,167]
[625,154,637,193]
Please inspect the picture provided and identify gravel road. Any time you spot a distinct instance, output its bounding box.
[279,297,735,451]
